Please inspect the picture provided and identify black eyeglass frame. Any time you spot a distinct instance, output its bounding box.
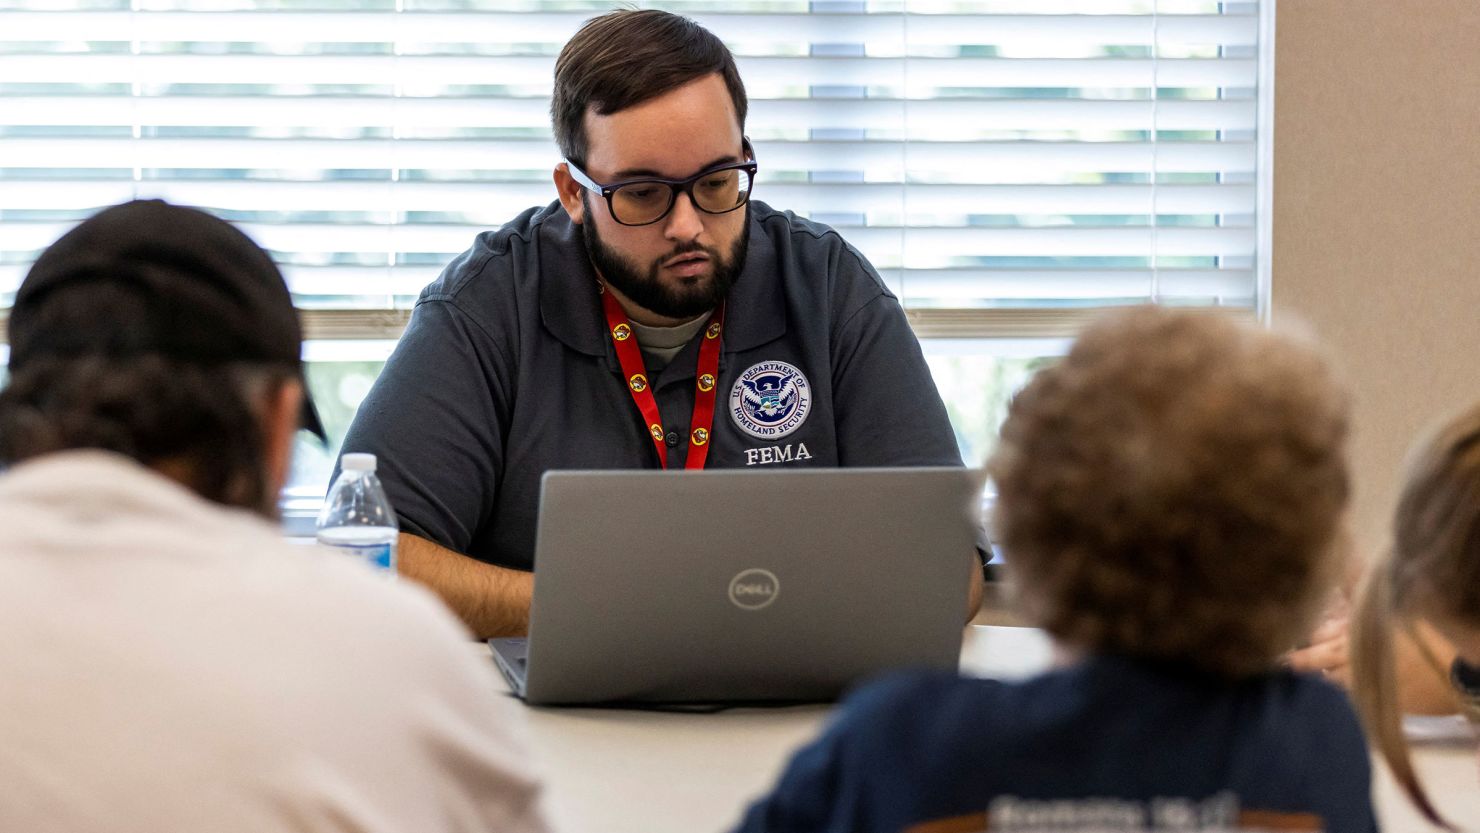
[565,140,759,227]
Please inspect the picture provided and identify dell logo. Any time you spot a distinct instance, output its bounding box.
[728,568,780,611]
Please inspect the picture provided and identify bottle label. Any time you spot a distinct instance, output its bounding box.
[322,541,396,574]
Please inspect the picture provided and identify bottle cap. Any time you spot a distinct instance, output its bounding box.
[341,452,377,472]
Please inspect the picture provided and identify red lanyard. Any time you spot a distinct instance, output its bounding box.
[600,287,725,469]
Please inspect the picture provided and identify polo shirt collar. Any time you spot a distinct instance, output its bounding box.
[537,201,787,360]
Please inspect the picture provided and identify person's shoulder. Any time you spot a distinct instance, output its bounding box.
[843,667,983,705]
[226,537,498,701]
[751,202,868,271]
[261,541,469,641]
[189,508,470,651]
[420,201,570,303]
[832,669,1010,751]
[1262,670,1368,737]
[407,201,577,345]
[751,201,843,244]
[748,201,894,309]
[1240,671,1375,821]
[190,535,542,825]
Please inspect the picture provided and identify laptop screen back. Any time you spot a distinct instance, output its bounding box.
[520,467,981,704]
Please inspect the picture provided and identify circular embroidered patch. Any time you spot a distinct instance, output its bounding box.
[729,360,812,440]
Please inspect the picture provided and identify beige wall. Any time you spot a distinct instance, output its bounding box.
[1272,0,1480,556]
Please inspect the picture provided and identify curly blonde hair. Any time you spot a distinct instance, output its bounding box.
[988,306,1350,677]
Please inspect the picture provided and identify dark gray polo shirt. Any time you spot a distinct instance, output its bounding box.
[339,200,964,571]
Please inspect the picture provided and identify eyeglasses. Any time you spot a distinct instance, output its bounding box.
[566,144,759,227]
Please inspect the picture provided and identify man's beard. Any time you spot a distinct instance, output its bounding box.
[581,196,749,320]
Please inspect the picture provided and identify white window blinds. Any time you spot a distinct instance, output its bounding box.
[0,0,1267,339]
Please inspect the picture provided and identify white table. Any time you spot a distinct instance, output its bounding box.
[1374,742,1479,831]
[489,626,1476,833]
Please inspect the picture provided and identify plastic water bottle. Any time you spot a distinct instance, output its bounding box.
[317,453,398,575]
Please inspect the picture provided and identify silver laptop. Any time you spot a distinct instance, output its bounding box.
[490,466,981,706]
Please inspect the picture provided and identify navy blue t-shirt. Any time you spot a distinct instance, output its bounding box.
[734,656,1377,833]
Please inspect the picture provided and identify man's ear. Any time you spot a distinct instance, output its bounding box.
[554,163,586,225]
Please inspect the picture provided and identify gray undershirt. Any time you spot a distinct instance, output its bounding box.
[632,313,710,371]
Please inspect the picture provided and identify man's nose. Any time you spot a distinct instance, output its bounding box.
[663,191,704,242]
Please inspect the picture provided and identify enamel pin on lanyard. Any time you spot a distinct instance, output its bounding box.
[600,286,725,470]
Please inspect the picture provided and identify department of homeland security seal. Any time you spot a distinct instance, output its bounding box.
[730,360,812,440]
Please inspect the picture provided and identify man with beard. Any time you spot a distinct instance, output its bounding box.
[339,9,976,639]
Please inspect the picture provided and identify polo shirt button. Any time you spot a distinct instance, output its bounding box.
[664,431,681,447]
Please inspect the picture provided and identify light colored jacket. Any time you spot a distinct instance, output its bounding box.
[0,451,550,833]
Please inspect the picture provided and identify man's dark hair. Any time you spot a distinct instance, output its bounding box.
[551,9,748,166]
[0,283,292,513]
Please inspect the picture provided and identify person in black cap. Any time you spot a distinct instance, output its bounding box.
[0,201,551,833]
[1,198,326,513]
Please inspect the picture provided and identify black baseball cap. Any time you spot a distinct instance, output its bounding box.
[8,199,327,442]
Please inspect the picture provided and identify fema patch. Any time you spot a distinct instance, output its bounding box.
[730,360,812,440]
